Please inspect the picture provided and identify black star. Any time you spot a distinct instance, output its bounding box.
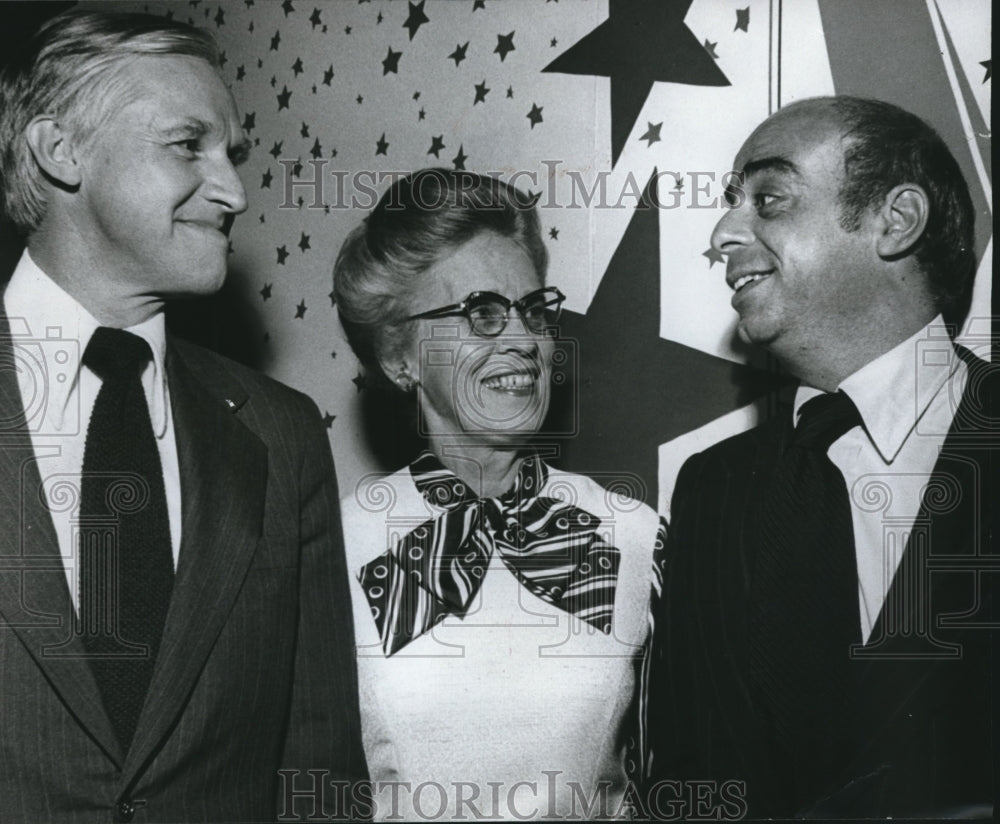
[259,213,266,223]
[309,7,322,28]
[261,168,273,188]
[322,411,335,428]
[245,0,253,7]
[474,80,490,104]
[270,30,280,51]
[703,39,718,59]
[352,373,369,394]
[377,11,384,24]
[293,158,303,177]
[452,144,468,170]
[310,138,323,159]
[311,85,317,94]
[428,135,445,157]
[300,122,310,138]
[344,25,352,35]
[639,121,662,146]
[376,132,389,155]
[473,0,485,9]
[249,21,254,33]
[260,283,272,300]
[298,232,311,252]
[553,170,784,506]
[218,50,227,68]
[242,111,256,131]
[328,289,337,306]
[257,58,263,68]
[282,0,294,16]
[702,247,725,268]
[214,6,224,26]
[236,64,246,81]
[544,0,729,165]
[672,175,684,190]
[506,86,514,98]
[526,103,543,128]
[357,94,364,104]
[981,60,992,82]
[382,47,402,75]
[277,85,292,110]
[495,31,515,61]
[417,107,426,120]
[735,7,749,32]
[292,57,304,77]
[270,75,277,87]
[413,91,421,100]
[295,300,307,319]
[330,148,338,158]
[403,0,429,40]
[270,140,283,159]
[323,65,334,85]
[549,227,559,239]
[330,350,337,359]
[551,37,558,47]
[448,42,469,66]
[276,245,290,265]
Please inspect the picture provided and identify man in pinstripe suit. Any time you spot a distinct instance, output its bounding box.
[646,98,995,819]
[0,10,367,822]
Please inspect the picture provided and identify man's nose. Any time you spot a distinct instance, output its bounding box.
[205,155,248,215]
[710,202,754,254]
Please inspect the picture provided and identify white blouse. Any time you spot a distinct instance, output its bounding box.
[341,457,658,821]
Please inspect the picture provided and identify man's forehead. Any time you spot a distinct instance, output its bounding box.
[118,54,240,126]
[734,108,845,174]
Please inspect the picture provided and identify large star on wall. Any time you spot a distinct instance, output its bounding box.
[549,172,784,507]
[543,0,729,166]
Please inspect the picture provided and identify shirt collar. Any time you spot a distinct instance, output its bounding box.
[793,316,959,462]
[2,249,170,436]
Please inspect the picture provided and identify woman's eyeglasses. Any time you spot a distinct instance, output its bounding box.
[406,286,565,338]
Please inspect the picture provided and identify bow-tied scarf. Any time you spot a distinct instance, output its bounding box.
[358,451,622,656]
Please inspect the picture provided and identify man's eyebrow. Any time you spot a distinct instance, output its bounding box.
[740,156,801,180]
[159,118,212,140]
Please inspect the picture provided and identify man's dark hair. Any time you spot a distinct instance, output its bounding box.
[823,96,976,326]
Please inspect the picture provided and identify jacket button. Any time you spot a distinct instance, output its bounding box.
[116,799,135,823]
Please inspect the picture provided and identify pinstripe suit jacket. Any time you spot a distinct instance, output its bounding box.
[0,307,368,822]
[646,348,996,819]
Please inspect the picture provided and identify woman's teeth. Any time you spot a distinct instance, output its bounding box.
[483,372,535,390]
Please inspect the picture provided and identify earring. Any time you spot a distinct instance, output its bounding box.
[396,369,418,392]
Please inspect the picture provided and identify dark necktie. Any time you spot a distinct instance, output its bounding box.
[750,390,863,807]
[79,327,174,751]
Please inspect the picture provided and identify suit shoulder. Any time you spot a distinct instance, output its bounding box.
[169,336,319,416]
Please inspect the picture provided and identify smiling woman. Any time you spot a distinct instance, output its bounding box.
[333,169,662,821]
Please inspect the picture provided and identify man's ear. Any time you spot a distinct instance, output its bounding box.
[24,115,82,188]
[875,183,929,259]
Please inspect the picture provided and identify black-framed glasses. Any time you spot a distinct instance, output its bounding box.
[406,286,565,337]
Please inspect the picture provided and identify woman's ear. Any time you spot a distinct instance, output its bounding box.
[24,115,82,188]
[875,183,929,259]
[379,357,419,392]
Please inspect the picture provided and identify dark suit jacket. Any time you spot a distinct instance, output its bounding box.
[646,348,996,820]
[0,308,368,822]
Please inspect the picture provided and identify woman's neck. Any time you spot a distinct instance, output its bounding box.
[427,440,523,498]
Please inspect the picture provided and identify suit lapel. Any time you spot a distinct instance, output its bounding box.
[0,312,124,765]
[122,340,267,777]
[865,349,992,651]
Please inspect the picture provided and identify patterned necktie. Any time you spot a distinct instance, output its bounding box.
[79,327,174,751]
[357,451,621,656]
[750,391,863,807]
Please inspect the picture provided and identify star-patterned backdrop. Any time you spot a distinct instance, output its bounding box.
[66,0,994,507]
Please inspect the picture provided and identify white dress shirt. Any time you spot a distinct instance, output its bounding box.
[794,316,968,643]
[3,250,182,610]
